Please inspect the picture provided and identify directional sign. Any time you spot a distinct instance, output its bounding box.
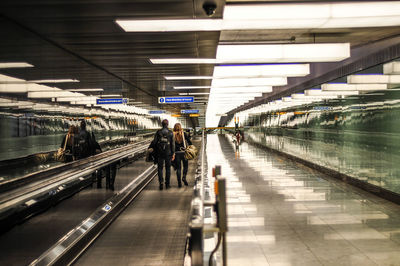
[96,98,127,105]
[189,114,200,117]
[148,110,166,114]
[181,109,199,114]
[158,96,194,104]
[171,114,181,117]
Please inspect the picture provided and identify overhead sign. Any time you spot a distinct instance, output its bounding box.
[148,110,166,114]
[181,109,199,114]
[189,114,200,117]
[96,98,127,105]
[158,96,194,104]
[171,114,181,117]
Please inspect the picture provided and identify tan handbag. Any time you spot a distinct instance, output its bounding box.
[182,130,197,160]
[56,134,69,162]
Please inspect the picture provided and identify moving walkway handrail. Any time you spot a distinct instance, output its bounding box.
[30,164,157,266]
[188,130,206,266]
[0,132,155,194]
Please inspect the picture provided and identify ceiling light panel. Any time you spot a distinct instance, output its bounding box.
[29,79,79,83]
[212,77,286,87]
[321,83,388,91]
[164,76,213,80]
[116,19,222,32]
[305,89,359,96]
[216,43,350,63]
[174,86,211,90]
[211,87,272,93]
[384,62,400,74]
[223,2,400,29]
[213,64,310,78]
[347,74,400,84]
[0,62,33,68]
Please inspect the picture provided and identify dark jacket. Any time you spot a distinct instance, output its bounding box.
[151,127,175,157]
[174,131,192,153]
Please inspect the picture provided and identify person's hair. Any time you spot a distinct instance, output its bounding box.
[173,123,183,144]
[68,125,75,134]
[161,119,168,128]
[66,125,74,146]
[80,120,86,130]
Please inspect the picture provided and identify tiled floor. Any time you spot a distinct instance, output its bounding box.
[207,134,400,266]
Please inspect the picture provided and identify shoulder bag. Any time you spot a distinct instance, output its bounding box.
[56,134,69,162]
[182,131,197,160]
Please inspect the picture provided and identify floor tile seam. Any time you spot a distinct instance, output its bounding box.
[320,218,383,264]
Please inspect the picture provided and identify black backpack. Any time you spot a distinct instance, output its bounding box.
[78,131,92,158]
[156,129,170,155]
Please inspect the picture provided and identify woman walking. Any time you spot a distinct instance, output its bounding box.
[172,123,192,187]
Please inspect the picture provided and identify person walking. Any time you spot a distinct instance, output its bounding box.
[172,123,192,187]
[151,119,175,190]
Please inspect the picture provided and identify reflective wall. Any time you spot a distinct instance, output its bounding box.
[0,107,160,161]
[238,89,400,195]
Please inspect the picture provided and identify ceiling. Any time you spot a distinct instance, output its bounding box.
[1,0,400,125]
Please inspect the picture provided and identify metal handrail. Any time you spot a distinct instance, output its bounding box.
[188,130,206,266]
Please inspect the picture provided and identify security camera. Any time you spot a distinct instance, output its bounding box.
[203,2,217,17]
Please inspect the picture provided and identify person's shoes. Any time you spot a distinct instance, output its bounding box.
[182,179,188,186]
[159,184,163,190]
[178,182,182,188]
[165,184,171,189]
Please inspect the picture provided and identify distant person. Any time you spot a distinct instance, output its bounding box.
[172,123,191,187]
[151,119,175,190]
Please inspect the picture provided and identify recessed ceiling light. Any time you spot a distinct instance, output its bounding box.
[164,76,213,80]
[29,79,80,83]
[0,62,34,68]
[211,77,287,87]
[174,86,211,90]
[213,64,310,78]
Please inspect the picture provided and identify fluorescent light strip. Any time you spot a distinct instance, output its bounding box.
[179,93,210,95]
[347,74,400,84]
[213,64,310,78]
[210,86,272,93]
[118,2,400,32]
[0,62,33,68]
[174,86,211,90]
[100,94,122,97]
[67,88,104,92]
[215,43,350,63]
[116,19,222,32]
[165,76,213,80]
[384,62,400,74]
[211,77,287,87]
[29,79,79,83]
[151,43,350,64]
[305,89,359,96]
[321,83,388,91]
[152,59,216,64]
[223,2,400,29]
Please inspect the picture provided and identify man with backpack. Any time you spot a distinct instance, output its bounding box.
[151,119,175,190]
[77,120,92,159]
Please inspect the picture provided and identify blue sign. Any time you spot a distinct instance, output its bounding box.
[96,98,127,105]
[158,96,194,104]
[148,110,166,114]
[102,204,112,212]
[181,109,199,114]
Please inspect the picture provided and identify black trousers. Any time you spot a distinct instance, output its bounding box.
[175,153,188,184]
[157,155,171,185]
